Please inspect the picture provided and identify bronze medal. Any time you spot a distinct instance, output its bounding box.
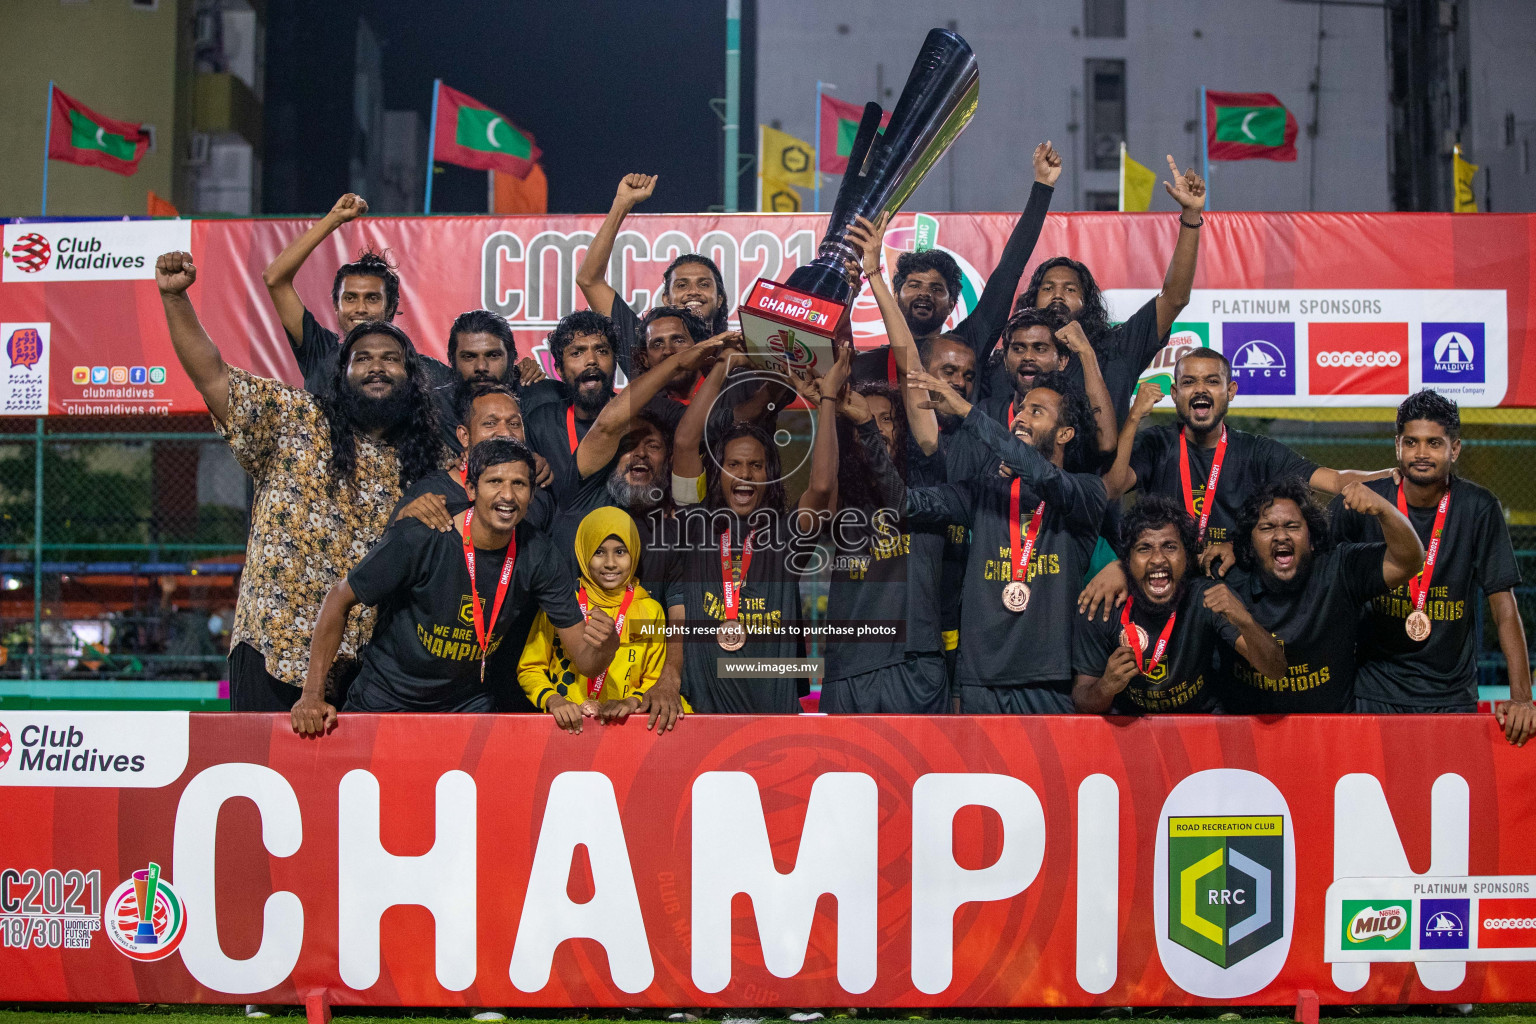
[1002,580,1030,612]
[1119,624,1150,651]
[717,620,747,651]
[1405,610,1432,642]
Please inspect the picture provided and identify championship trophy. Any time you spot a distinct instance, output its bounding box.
[738,28,980,376]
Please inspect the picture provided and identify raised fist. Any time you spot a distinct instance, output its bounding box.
[156,251,197,296]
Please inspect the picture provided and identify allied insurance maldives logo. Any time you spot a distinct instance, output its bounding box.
[102,862,186,961]
[1168,815,1286,967]
[5,232,52,273]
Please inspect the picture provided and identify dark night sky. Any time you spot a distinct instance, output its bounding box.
[264,0,756,216]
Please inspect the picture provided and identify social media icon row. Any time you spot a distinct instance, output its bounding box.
[72,366,167,386]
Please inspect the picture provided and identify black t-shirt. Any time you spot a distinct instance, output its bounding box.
[1328,477,1520,707]
[607,291,645,380]
[393,466,555,534]
[290,308,463,451]
[906,410,1107,688]
[1087,296,1170,426]
[1073,576,1240,713]
[824,422,946,680]
[854,182,1055,385]
[664,514,804,713]
[522,379,601,498]
[344,517,583,711]
[1218,543,1389,713]
[1128,424,1319,546]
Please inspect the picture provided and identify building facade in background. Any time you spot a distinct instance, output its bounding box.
[757,0,1535,213]
[0,0,265,218]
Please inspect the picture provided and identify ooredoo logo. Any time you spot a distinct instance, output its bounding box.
[1479,897,1536,948]
[6,233,51,273]
[103,862,186,961]
[1308,322,1409,395]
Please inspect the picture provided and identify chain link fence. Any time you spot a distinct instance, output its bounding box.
[0,411,1530,700]
[0,417,247,693]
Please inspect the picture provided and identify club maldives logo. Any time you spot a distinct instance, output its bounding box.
[0,721,11,769]
[1343,900,1411,949]
[1423,322,1485,384]
[7,328,44,370]
[1168,815,1287,967]
[767,328,817,369]
[103,862,186,961]
[5,233,51,273]
[1223,323,1295,396]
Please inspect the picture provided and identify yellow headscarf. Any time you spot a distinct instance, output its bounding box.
[573,506,651,615]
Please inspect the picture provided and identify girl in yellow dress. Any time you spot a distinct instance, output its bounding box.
[518,506,674,732]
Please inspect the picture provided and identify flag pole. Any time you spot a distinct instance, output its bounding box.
[813,81,833,213]
[424,78,441,215]
[1118,141,1127,213]
[41,80,55,216]
[755,123,764,212]
[1199,86,1211,212]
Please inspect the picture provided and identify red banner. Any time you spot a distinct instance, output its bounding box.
[1,712,1533,1008]
[2,210,1534,414]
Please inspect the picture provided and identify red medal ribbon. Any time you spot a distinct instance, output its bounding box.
[577,582,637,700]
[461,507,517,681]
[565,405,580,453]
[1008,478,1046,587]
[1179,424,1228,543]
[1397,482,1451,612]
[1120,596,1177,675]
[719,530,755,623]
[887,347,898,384]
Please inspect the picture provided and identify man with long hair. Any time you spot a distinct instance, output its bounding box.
[1072,495,1283,714]
[1013,157,1206,424]
[156,250,445,713]
[262,192,540,449]
[1220,476,1424,713]
[577,173,732,376]
[850,142,1062,383]
[1329,390,1535,744]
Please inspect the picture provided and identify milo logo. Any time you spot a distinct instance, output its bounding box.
[1344,901,1411,948]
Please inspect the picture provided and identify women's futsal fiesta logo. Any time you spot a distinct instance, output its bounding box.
[103,862,186,961]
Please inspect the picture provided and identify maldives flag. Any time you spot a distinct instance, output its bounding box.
[432,82,541,179]
[819,93,891,175]
[1204,90,1299,162]
[47,88,150,176]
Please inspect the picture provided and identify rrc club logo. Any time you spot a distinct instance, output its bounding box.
[1167,815,1286,967]
[5,233,52,274]
[102,862,186,961]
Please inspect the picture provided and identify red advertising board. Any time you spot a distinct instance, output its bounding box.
[3,210,1536,414]
[0,712,1533,1008]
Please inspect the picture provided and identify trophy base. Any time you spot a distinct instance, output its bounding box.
[737,279,851,378]
[784,254,856,307]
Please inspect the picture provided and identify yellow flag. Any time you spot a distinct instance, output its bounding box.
[1119,142,1156,212]
[1453,145,1479,212]
[760,176,803,212]
[760,125,815,188]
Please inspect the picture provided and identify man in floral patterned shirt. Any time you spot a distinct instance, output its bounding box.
[156,251,446,711]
